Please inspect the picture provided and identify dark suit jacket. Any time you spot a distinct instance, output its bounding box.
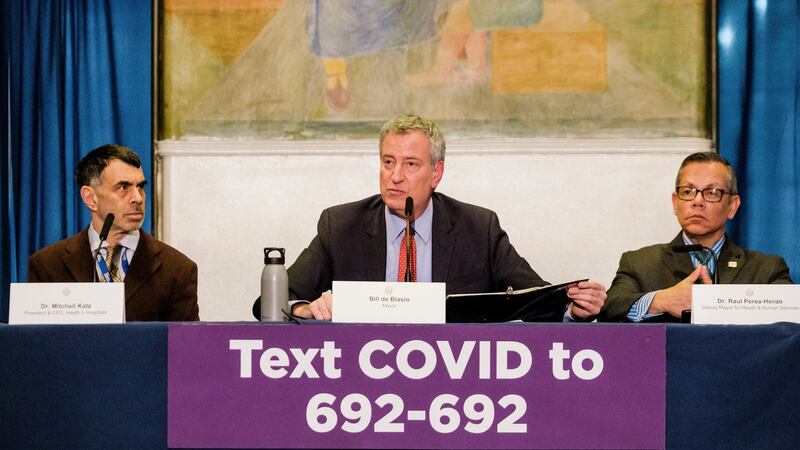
[28,229,200,321]
[254,192,552,319]
[599,232,793,322]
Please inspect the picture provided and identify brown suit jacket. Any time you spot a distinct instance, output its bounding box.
[27,229,199,321]
[599,232,793,322]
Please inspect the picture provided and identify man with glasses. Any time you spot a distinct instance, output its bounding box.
[600,152,792,322]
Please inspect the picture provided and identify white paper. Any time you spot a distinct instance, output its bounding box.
[692,284,800,324]
[9,282,125,324]
[332,281,446,324]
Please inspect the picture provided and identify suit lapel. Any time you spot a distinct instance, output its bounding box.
[365,200,387,281]
[662,233,693,281]
[431,194,454,283]
[62,230,95,281]
[124,232,162,302]
[664,232,745,284]
[717,237,744,284]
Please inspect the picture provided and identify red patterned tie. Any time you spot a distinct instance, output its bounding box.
[397,231,417,282]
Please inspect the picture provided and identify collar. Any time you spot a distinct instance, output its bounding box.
[386,199,433,244]
[88,226,141,252]
[681,231,725,257]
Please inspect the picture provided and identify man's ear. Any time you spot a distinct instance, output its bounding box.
[431,160,445,190]
[671,191,679,216]
[80,185,97,212]
[727,194,741,220]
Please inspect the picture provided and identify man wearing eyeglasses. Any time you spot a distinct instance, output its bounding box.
[599,152,793,322]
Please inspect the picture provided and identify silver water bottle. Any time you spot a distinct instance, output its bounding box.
[260,247,288,321]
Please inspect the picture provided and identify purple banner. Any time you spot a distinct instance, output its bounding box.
[168,323,665,449]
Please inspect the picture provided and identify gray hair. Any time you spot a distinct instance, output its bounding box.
[676,151,738,194]
[379,113,446,164]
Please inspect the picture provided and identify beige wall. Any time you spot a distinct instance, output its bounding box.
[157,139,709,321]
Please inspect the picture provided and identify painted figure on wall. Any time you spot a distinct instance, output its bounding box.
[306,1,437,111]
[161,0,709,140]
[407,0,543,88]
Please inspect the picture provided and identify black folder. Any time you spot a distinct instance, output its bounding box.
[445,279,586,323]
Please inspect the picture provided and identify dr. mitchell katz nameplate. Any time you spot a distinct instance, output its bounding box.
[9,282,125,324]
[332,281,446,324]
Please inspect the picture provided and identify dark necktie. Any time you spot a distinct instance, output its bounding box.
[695,250,709,265]
[694,250,714,279]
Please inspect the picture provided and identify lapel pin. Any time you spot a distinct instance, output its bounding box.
[728,261,738,268]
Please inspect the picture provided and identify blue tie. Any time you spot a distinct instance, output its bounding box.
[694,250,714,279]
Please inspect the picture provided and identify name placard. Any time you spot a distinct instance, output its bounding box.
[168,323,666,449]
[9,282,125,324]
[693,284,800,324]
[332,281,446,324]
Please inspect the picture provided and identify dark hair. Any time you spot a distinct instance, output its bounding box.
[75,144,142,187]
[675,151,738,194]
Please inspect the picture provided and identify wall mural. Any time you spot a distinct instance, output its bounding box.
[160,0,709,140]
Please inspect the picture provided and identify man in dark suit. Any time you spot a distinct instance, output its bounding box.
[600,152,792,322]
[271,113,606,321]
[27,144,199,321]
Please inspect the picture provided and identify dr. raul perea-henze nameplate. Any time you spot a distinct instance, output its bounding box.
[692,284,800,324]
[9,282,125,324]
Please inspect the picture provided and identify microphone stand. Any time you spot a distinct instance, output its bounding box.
[672,244,717,323]
[93,213,116,283]
[706,248,719,285]
[91,245,102,283]
[404,197,413,282]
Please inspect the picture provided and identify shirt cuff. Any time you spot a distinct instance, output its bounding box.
[563,304,595,322]
[289,299,310,315]
[626,291,663,322]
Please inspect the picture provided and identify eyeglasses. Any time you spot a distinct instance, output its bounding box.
[675,186,736,203]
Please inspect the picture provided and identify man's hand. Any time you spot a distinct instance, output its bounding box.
[292,291,333,320]
[649,265,712,318]
[567,280,607,320]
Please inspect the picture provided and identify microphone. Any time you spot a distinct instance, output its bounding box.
[671,244,703,253]
[99,213,115,242]
[92,213,115,282]
[672,243,718,324]
[671,244,718,284]
[404,197,413,282]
